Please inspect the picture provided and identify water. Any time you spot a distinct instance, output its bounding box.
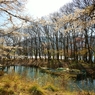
[3,66,62,87]
[4,66,44,80]
[69,79,95,91]
[3,65,95,91]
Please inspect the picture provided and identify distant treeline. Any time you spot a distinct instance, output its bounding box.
[17,32,95,65]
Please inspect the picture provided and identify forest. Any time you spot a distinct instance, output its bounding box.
[0,0,95,95]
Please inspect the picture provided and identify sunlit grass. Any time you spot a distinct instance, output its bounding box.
[43,83,59,92]
[29,84,45,95]
[0,72,31,95]
[0,71,95,95]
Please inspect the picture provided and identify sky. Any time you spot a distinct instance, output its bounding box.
[26,0,72,18]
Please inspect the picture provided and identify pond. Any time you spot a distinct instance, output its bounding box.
[3,65,95,91]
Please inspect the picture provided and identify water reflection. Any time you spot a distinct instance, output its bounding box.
[68,78,95,91]
[75,78,95,91]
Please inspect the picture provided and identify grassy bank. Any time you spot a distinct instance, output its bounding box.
[0,72,95,95]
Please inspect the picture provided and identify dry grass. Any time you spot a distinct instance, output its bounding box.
[0,71,4,76]
[0,72,95,95]
[0,72,32,95]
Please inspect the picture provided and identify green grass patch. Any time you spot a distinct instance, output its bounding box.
[29,84,45,95]
[44,84,59,92]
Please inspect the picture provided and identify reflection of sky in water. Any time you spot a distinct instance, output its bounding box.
[4,66,95,91]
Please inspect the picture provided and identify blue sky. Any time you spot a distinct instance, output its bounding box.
[26,0,72,18]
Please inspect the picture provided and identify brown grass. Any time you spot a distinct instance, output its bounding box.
[0,72,95,95]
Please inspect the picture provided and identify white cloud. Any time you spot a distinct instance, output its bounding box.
[26,0,72,18]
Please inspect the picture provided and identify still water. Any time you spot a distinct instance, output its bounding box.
[4,66,95,91]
